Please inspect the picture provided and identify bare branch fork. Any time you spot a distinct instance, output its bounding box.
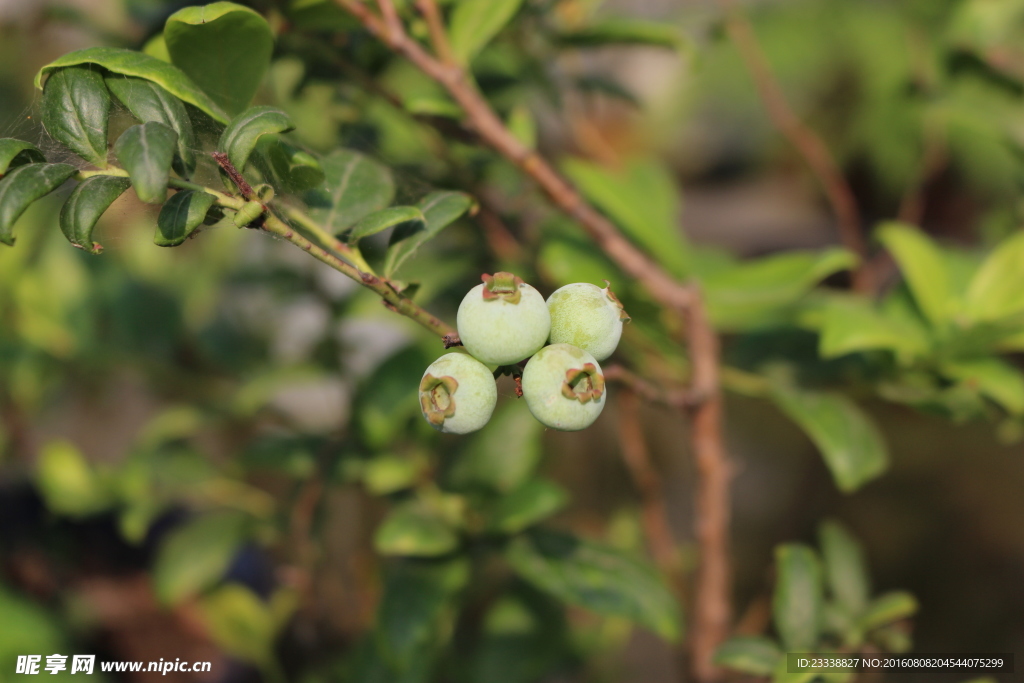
[331,0,733,679]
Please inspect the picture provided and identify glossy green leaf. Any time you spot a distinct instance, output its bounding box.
[164,2,274,117]
[818,520,870,615]
[965,231,1024,323]
[0,139,46,177]
[506,529,682,641]
[939,357,1024,415]
[448,0,525,65]
[556,18,684,49]
[59,174,131,254]
[155,189,218,247]
[255,135,324,192]
[36,440,112,518]
[488,479,568,534]
[563,157,689,277]
[375,558,469,667]
[713,636,781,676]
[105,75,197,177]
[772,544,824,650]
[448,401,544,493]
[0,162,77,246]
[375,502,459,557]
[384,191,473,277]
[857,591,918,631]
[154,512,247,604]
[35,47,229,123]
[219,106,294,171]
[817,295,930,362]
[701,249,857,330]
[771,385,889,493]
[346,206,425,243]
[877,222,951,326]
[114,121,178,204]
[305,149,394,234]
[40,66,110,168]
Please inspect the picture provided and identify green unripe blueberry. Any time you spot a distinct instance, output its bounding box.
[419,352,497,434]
[457,272,551,366]
[521,343,606,431]
[546,281,629,361]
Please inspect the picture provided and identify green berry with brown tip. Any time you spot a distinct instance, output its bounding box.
[521,343,606,431]
[546,281,629,362]
[456,272,551,366]
[419,352,497,434]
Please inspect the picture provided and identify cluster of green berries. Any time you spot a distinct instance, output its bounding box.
[419,272,629,434]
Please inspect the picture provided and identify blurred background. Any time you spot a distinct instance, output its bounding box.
[0,0,1022,682]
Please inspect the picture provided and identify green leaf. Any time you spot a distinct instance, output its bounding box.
[154,512,247,605]
[448,401,544,493]
[255,135,324,192]
[772,544,824,651]
[876,222,951,326]
[0,584,68,665]
[701,249,858,330]
[939,357,1024,415]
[155,189,218,247]
[59,174,131,254]
[0,162,77,246]
[965,231,1024,323]
[817,520,870,616]
[219,106,295,171]
[0,139,46,177]
[384,191,473,277]
[36,440,112,517]
[771,386,889,493]
[164,2,274,117]
[538,233,622,287]
[114,121,178,204]
[713,636,781,676]
[857,591,918,632]
[305,149,395,234]
[556,18,685,49]
[40,66,110,168]
[817,295,930,362]
[105,75,197,178]
[488,479,568,534]
[448,0,525,65]
[506,529,682,642]
[375,558,469,668]
[375,502,459,557]
[199,584,278,666]
[563,157,690,277]
[35,47,229,124]
[346,206,426,243]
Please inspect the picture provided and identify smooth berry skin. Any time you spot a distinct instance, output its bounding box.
[457,282,551,365]
[419,352,497,434]
[522,343,606,431]
[546,283,624,361]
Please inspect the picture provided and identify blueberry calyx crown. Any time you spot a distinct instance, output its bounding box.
[603,280,631,322]
[561,363,605,403]
[420,373,459,425]
[481,272,525,304]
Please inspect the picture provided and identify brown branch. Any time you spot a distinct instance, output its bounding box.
[331,4,733,679]
[212,152,257,201]
[414,0,454,65]
[716,0,870,293]
[604,364,690,409]
[617,389,681,581]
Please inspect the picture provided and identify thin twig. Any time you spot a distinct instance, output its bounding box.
[330,4,734,680]
[616,389,681,583]
[716,0,870,293]
[604,364,690,409]
[414,0,454,64]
